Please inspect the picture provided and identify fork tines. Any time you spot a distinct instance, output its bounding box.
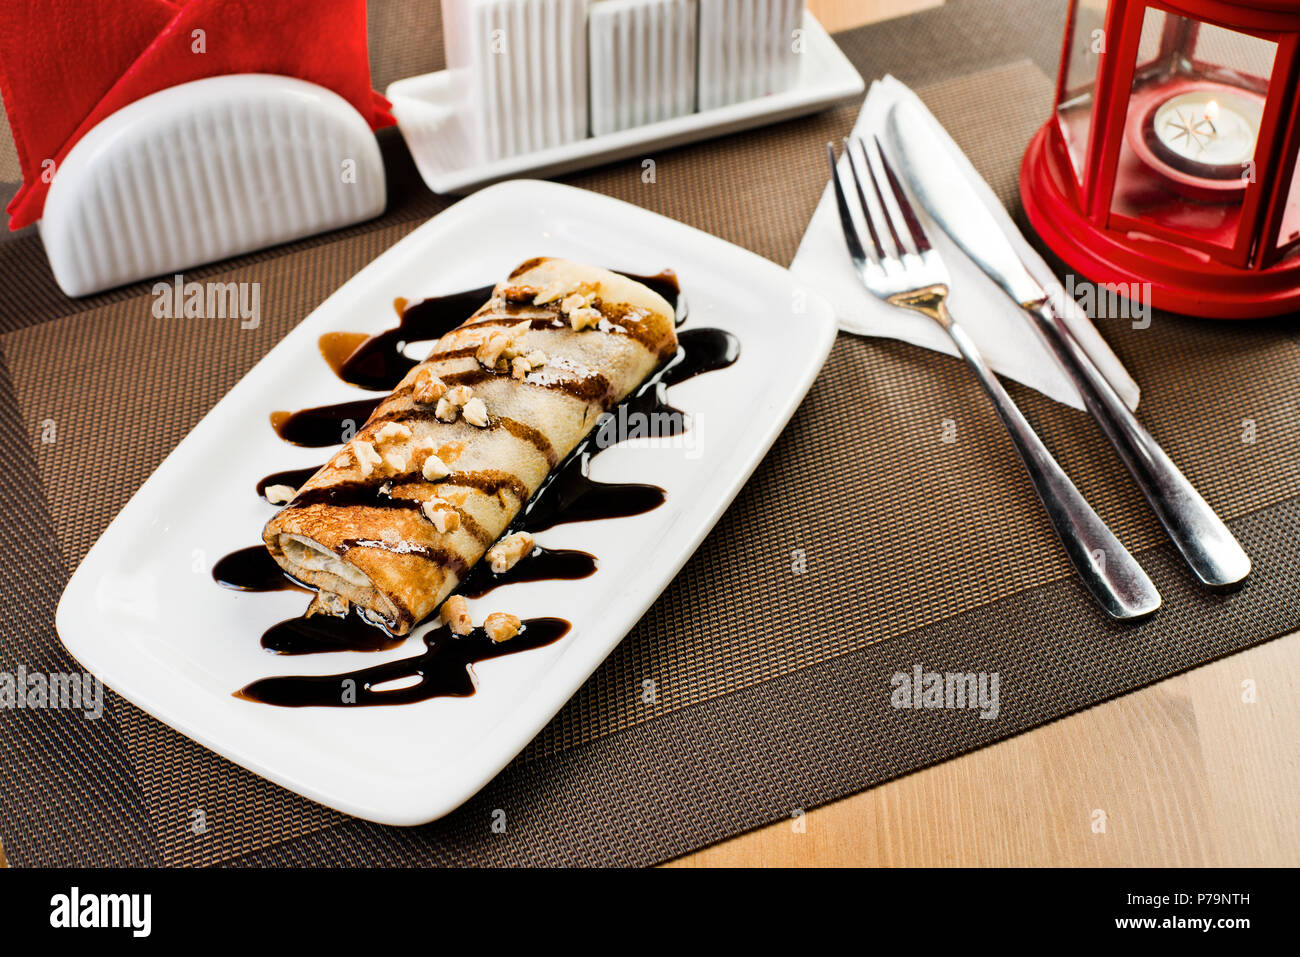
[828,135,933,267]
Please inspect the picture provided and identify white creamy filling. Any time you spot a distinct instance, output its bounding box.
[283,535,371,587]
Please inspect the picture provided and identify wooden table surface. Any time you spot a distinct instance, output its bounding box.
[2,0,1295,870]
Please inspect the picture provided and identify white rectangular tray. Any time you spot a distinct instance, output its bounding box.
[386,11,864,194]
[56,180,838,825]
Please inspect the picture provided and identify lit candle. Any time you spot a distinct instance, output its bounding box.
[1150,87,1262,176]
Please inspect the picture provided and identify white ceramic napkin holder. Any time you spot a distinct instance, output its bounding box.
[40,73,387,298]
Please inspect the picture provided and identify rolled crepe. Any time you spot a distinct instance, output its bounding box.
[263,258,678,634]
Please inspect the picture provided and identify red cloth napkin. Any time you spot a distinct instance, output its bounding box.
[0,0,394,230]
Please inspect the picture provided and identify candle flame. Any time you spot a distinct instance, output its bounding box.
[1206,99,1220,120]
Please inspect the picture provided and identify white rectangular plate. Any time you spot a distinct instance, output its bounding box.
[386,11,864,195]
[56,180,837,825]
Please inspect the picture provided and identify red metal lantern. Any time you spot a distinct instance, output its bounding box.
[1020,0,1300,318]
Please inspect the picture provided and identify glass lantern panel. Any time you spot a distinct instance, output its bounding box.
[1056,0,1110,185]
[1275,144,1300,258]
[1135,6,1168,68]
[1109,8,1276,252]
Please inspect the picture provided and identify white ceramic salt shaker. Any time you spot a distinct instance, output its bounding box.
[589,0,698,136]
[442,0,591,161]
[698,0,804,111]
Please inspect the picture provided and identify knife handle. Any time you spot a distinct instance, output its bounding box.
[943,313,1161,620]
[1025,300,1251,588]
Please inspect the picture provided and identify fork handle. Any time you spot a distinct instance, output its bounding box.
[942,309,1161,620]
[1024,300,1250,588]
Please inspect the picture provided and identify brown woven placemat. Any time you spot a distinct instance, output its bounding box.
[1,0,1297,867]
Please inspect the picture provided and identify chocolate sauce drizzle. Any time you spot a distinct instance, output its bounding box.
[254,335,735,523]
[261,609,407,655]
[271,398,383,448]
[212,546,308,593]
[257,465,325,500]
[269,269,697,449]
[458,546,597,598]
[313,269,686,394]
[515,452,665,533]
[330,284,495,391]
[237,618,571,707]
[226,268,734,708]
[661,328,742,386]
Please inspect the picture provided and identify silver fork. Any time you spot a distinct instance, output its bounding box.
[827,136,1161,620]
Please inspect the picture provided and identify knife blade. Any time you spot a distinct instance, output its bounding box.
[885,103,1047,308]
[885,99,1251,588]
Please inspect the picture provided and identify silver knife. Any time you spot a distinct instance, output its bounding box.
[886,101,1251,588]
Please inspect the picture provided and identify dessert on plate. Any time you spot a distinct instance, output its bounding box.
[262,258,679,635]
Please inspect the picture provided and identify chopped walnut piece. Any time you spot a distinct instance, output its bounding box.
[353,440,382,477]
[435,396,458,423]
[264,484,296,505]
[483,612,522,643]
[447,385,474,407]
[568,305,602,331]
[486,531,535,574]
[532,280,568,305]
[422,500,460,533]
[477,321,530,370]
[536,278,597,309]
[501,320,528,346]
[412,367,447,404]
[375,421,412,443]
[559,291,588,313]
[510,356,532,379]
[525,350,547,367]
[531,280,602,330]
[421,452,451,481]
[462,397,489,428]
[501,284,538,305]
[441,595,472,636]
[476,332,509,370]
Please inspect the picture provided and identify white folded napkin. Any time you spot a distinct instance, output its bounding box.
[791,75,1140,411]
